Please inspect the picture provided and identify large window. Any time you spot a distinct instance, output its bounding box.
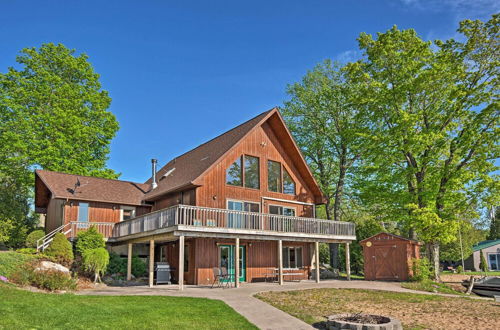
[228,200,260,229]
[488,253,500,270]
[282,247,303,269]
[269,205,296,217]
[267,161,295,195]
[267,160,282,193]
[78,202,89,222]
[226,155,260,189]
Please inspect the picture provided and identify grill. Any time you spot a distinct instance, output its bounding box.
[155,262,171,284]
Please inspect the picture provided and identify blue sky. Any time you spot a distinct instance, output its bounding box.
[0,0,498,182]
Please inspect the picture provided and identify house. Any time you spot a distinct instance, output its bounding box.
[464,239,500,271]
[35,108,356,289]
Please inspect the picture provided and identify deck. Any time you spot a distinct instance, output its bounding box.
[109,204,356,243]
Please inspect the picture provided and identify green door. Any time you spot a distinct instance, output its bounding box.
[219,245,246,282]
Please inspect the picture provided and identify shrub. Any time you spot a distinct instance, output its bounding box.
[11,261,76,291]
[410,258,432,282]
[107,252,127,275]
[25,230,45,248]
[0,251,36,278]
[456,265,463,274]
[479,249,488,272]
[75,226,105,256]
[131,256,147,278]
[82,248,109,282]
[17,248,37,254]
[44,233,74,266]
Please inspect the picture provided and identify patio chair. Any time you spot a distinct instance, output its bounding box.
[211,267,222,288]
[220,267,233,288]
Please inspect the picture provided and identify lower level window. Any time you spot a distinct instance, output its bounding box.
[269,205,296,216]
[282,247,303,269]
[488,253,499,270]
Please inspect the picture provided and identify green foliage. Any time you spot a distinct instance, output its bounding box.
[82,248,109,282]
[441,221,486,261]
[75,226,105,256]
[410,258,432,282]
[0,251,36,278]
[479,249,488,272]
[44,233,74,266]
[11,261,76,291]
[402,280,463,295]
[319,243,330,264]
[487,207,500,240]
[131,256,147,278]
[105,252,147,278]
[456,265,463,274]
[25,230,45,248]
[16,248,37,255]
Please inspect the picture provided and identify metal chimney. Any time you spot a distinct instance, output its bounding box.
[151,159,158,189]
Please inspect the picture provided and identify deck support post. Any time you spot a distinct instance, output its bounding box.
[315,241,320,283]
[278,240,283,285]
[235,238,240,288]
[178,235,185,291]
[127,243,132,281]
[345,242,351,281]
[149,239,155,288]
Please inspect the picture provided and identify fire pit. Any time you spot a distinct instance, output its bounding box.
[327,313,402,330]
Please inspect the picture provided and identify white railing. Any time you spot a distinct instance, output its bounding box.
[37,222,115,251]
[112,204,356,239]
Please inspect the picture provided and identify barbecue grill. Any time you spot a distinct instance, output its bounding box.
[155,262,171,284]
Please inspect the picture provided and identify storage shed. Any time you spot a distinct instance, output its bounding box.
[360,232,421,281]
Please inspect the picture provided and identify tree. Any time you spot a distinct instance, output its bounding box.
[282,60,367,268]
[487,207,499,240]
[45,232,74,266]
[479,249,488,272]
[82,248,110,283]
[75,226,105,256]
[0,43,119,246]
[440,220,487,262]
[25,229,45,249]
[347,15,499,281]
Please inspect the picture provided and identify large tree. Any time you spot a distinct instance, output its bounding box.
[348,15,499,280]
[0,43,119,246]
[282,60,367,268]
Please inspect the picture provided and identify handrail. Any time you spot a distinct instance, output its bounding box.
[37,222,116,251]
[112,204,356,239]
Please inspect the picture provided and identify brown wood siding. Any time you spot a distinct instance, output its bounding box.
[45,198,65,233]
[194,238,311,285]
[152,189,196,212]
[195,122,315,216]
[64,200,149,224]
[361,233,420,281]
[160,238,196,284]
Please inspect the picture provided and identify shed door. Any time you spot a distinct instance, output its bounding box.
[374,245,398,280]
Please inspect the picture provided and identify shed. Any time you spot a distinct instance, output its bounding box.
[360,232,421,281]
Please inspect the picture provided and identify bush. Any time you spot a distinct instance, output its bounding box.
[456,265,464,274]
[131,256,147,278]
[410,258,432,282]
[11,261,76,291]
[17,248,37,255]
[25,230,45,248]
[75,226,105,256]
[106,252,127,275]
[82,248,109,282]
[44,233,74,266]
[0,251,36,278]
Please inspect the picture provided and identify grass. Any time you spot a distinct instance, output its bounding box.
[401,280,465,295]
[256,288,499,330]
[0,283,256,329]
[441,270,500,276]
[0,251,36,278]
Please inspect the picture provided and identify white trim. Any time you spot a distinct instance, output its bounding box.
[262,196,315,206]
[226,199,261,213]
[120,205,136,222]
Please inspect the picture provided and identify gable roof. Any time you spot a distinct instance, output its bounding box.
[35,170,150,206]
[143,107,324,202]
[473,239,500,252]
[360,232,421,244]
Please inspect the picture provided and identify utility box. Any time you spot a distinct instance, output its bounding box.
[360,232,421,281]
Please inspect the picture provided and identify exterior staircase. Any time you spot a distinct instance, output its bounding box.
[36,223,72,251]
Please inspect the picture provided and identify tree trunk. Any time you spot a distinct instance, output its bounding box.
[428,242,441,282]
[329,243,339,269]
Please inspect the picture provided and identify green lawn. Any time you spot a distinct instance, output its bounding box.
[401,280,464,295]
[441,270,500,276]
[0,284,256,329]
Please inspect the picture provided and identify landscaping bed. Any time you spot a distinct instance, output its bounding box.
[256,288,499,330]
[0,283,256,329]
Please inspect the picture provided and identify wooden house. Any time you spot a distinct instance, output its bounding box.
[35,108,356,289]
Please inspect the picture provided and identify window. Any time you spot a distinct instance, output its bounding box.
[267,160,282,193]
[121,206,136,221]
[269,205,296,216]
[488,253,500,270]
[226,157,242,186]
[244,155,260,189]
[78,202,89,222]
[267,161,295,195]
[283,168,295,195]
[282,247,303,269]
[228,200,260,228]
[226,155,260,189]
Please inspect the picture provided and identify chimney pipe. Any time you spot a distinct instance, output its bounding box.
[151,159,158,189]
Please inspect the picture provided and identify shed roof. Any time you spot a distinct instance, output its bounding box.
[473,239,500,252]
[360,232,421,245]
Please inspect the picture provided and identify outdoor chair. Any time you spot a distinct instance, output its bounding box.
[211,267,223,288]
[220,267,234,288]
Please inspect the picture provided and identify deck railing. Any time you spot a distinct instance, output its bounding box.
[112,204,356,239]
